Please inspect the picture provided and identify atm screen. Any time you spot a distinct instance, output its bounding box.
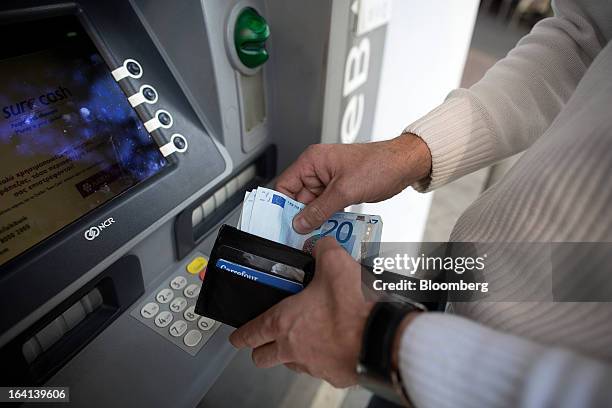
[0,16,168,267]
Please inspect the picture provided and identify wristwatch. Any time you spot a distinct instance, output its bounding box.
[357,300,426,405]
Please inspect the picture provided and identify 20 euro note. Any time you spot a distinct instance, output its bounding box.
[239,187,382,260]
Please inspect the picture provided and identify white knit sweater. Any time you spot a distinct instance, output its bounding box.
[401,1,612,407]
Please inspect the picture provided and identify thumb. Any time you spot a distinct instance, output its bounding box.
[293,187,347,234]
[312,235,342,258]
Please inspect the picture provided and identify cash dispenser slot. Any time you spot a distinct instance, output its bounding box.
[0,255,144,385]
[174,146,276,259]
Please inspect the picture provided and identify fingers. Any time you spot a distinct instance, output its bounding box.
[312,237,358,283]
[293,184,349,234]
[251,342,291,368]
[277,145,350,233]
[295,187,319,204]
[312,235,342,258]
[285,362,309,374]
[230,307,279,349]
[276,161,326,203]
[275,159,307,199]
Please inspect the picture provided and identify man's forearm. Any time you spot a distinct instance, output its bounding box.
[404,0,604,193]
[392,312,612,408]
[389,132,432,186]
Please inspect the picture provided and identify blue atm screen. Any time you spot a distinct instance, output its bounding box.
[0,16,168,267]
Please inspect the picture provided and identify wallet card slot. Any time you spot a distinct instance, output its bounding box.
[216,246,306,284]
[215,258,303,294]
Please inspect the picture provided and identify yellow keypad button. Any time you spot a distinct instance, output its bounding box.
[187,256,208,275]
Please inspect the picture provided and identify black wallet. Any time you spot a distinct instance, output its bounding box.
[195,225,315,328]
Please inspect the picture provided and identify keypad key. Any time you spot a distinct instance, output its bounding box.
[140,302,159,319]
[184,284,201,299]
[154,311,173,328]
[184,329,203,347]
[169,320,188,337]
[170,276,188,290]
[187,257,208,275]
[156,288,174,304]
[198,317,215,331]
[184,305,199,322]
[170,297,188,313]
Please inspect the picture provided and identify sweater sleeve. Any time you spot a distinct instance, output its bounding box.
[406,0,610,192]
[399,313,612,408]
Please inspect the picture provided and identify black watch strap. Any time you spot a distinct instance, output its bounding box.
[357,301,425,405]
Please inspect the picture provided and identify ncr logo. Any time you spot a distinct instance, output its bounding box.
[84,217,116,241]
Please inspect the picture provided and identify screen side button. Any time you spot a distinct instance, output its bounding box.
[128,84,158,107]
[145,109,173,132]
[159,134,188,157]
[126,61,141,76]
[142,87,157,101]
[172,134,187,150]
[111,58,143,81]
[158,111,172,126]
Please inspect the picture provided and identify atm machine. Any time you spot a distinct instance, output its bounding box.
[0,0,334,406]
[0,0,477,406]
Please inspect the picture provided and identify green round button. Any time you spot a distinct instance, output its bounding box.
[234,7,270,69]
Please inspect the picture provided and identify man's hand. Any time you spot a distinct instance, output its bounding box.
[229,237,373,387]
[276,133,431,234]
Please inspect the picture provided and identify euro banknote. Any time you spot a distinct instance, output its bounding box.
[238,187,382,260]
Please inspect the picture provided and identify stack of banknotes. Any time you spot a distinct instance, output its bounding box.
[238,187,382,260]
